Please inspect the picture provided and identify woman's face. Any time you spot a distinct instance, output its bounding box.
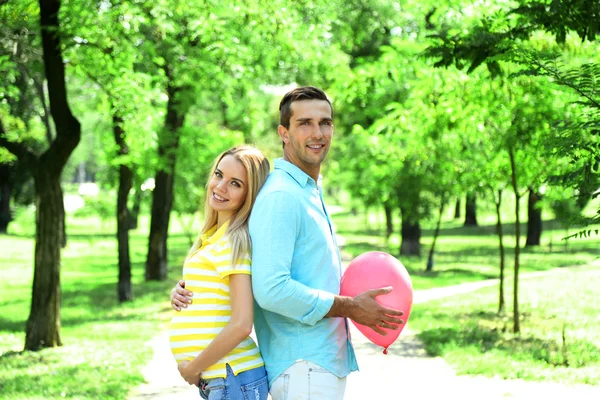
[207,155,248,220]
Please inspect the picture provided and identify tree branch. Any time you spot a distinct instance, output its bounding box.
[534,60,600,110]
[39,0,81,176]
[0,117,37,167]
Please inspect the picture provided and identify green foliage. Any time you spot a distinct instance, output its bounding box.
[73,195,114,223]
[425,0,600,74]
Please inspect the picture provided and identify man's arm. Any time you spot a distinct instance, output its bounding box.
[251,190,405,332]
[326,288,404,336]
[250,190,335,326]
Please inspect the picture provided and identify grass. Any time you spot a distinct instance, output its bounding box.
[0,209,193,400]
[408,265,600,384]
[1,195,599,397]
[328,197,600,385]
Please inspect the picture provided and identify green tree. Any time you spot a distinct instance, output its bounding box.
[426,0,600,228]
[0,0,81,350]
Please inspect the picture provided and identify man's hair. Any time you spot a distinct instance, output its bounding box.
[279,86,333,129]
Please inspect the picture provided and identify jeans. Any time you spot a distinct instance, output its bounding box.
[199,364,269,400]
[270,360,347,400]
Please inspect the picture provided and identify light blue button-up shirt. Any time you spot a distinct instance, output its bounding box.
[249,158,358,387]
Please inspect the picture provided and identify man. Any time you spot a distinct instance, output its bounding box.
[171,86,404,399]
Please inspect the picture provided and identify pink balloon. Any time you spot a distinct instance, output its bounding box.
[340,251,413,354]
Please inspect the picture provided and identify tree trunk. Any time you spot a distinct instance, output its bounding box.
[493,189,506,314]
[113,114,133,302]
[525,188,542,246]
[400,206,421,256]
[508,148,521,334]
[464,192,478,226]
[128,186,142,230]
[426,197,445,272]
[0,163,12,233]
[60,197,66,248]
[23,0,81,351]
[145,82,185,281]
[383,200,393,240]
[26,173,64,349]
[454,198,461,219]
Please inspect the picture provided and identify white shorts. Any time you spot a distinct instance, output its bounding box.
[270,360,347,400]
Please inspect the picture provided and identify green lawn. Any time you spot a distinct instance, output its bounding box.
[1,198,599,398]
[0,210,191,400]
[408,264,600,384]
[329,199,600,385]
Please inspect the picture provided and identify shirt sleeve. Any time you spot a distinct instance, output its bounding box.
[211,241,252,279]
[249,190,335,326]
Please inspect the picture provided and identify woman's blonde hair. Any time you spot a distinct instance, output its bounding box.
[187,145,270,264]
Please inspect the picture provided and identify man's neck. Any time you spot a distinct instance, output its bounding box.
[282,154,320,183]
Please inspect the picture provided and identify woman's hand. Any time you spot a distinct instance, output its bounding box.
[171,280,194,311]
[177,360,201,386]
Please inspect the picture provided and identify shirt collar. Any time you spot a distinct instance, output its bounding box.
[274,158,321,188]
[201,220,230,246]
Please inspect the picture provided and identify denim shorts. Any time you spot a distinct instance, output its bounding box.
[199,364,268,400]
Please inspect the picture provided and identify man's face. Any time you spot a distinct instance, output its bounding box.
[279,99,333,174]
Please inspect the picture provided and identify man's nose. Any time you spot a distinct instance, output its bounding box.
[311,124,324,138]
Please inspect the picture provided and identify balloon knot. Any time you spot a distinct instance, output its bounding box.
[383,348,388,355]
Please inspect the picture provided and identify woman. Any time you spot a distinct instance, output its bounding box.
[169,145,270,400]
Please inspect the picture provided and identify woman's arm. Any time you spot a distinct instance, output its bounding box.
[178,273,254,385]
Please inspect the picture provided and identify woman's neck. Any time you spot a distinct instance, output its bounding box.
[216,212,232,229]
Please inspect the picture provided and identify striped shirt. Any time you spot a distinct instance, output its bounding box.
[169,221,264,379]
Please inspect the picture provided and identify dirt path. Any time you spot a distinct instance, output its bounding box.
[128,262,600,400]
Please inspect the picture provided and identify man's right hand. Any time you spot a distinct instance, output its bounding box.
[350,287,404,335]
[171,280,193,311]
[327,287,404,335]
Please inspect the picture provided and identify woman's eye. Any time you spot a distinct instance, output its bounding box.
[231,181,240,187]
[215,171,222,178]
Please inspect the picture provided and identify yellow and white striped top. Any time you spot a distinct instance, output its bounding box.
[169,221,264,379]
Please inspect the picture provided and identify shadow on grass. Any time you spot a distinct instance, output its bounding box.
[59,279,176,327]
[340,241,395,256]
[1,262,180,333]
[0,318,25,333]
[336,217,597,239]
[0,358,141,398]
[0,349,24,359]
[343,239,599,270]
[410,268,498,280]
[418,312,600,368]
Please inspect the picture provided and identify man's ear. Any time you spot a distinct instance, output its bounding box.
[278,125,289,144]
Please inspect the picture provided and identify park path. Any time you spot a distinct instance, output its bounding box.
[128,260,600,400]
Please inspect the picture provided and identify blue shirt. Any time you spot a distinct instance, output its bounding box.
[249,158,358,387]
